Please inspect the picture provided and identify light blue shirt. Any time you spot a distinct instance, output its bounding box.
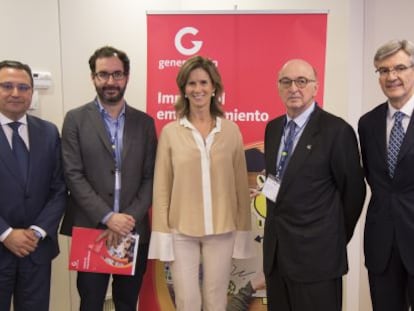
[276,102,316,169]
[96,99,126,223]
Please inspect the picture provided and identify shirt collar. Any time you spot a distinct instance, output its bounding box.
[180,116,222,132]
[287,102,316,128]
[0,112,28,126]
[95,97,126,120]
[387,94,414,119]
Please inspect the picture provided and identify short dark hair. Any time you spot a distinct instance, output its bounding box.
[88,46,130,75]
[175,55,224,118]
[0,60,33,86]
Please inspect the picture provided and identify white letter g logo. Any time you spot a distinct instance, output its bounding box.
[175,27,203,56]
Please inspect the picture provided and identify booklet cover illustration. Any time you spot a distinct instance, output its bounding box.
[69,227,139,275]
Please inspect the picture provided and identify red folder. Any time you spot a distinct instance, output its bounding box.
[69,227,139,275]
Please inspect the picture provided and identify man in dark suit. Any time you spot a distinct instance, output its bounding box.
[262,59,366,311]
[359,39,414,311]
[60,46,157,311]
[0,60,66,311]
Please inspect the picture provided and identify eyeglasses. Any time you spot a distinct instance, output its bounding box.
[278,77,316,89]
[94,71,126,81]
[375,64,414,76]
[0,82,32,93]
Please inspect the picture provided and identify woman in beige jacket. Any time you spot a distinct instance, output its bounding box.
[148,55,253,311]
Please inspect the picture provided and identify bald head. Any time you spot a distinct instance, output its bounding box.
[277,59,319,118]
[278,59,318,81]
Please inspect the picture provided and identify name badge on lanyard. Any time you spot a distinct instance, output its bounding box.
[115,169,121,191]
[261,174,280,203]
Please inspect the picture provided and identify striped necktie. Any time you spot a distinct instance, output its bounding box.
[387,111,405,178]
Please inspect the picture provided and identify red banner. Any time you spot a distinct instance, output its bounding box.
[142,12,327,311]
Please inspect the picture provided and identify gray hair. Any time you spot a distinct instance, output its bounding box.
[374,39,414,65]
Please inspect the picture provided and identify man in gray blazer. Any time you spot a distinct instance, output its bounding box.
[60,46,157,311]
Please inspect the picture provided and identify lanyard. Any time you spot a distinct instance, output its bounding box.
[107,119,122,170]
[96,102,123,170]
[99,108,123,212]
[276,120,298,180]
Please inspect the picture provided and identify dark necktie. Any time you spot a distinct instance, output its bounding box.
[387,111,405,178]
[9,122,29,182]
[276,120,297,179]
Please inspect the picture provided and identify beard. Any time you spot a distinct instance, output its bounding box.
[95,84,127,105]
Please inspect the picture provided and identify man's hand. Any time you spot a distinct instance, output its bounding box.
[249,188,261,198]
[106,213,135,236]
[3,229,39,257]
[96,229,123,248]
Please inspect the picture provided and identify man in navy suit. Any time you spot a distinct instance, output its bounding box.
[359,39,414,311]
[0,60,66,311]
[262,59,366,311]
[60,46,156,311]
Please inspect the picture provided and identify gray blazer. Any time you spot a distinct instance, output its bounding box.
[60,101,157,243]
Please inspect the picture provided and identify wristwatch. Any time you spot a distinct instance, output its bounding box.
[32,229,43,239]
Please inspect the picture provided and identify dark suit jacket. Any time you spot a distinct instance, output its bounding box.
[359,102,414,274]
[0,115,67,268]
[60,101,157,243]
[263,105,366,282]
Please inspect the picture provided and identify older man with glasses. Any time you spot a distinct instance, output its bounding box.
[359,39,414,311]
[262,59,366,311]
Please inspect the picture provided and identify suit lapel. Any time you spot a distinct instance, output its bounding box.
[277,107,321,198]
[27,116,40,187]
[268,118,284,176]
[397,108,414,163]
[122,105,134,161]
[86,102,114,155]
[0,124,24,185]
[372,103,388,168]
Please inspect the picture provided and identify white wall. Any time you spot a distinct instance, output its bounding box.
[2,0,413,310]
[0,0,64,124]
[362,0,414,113]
